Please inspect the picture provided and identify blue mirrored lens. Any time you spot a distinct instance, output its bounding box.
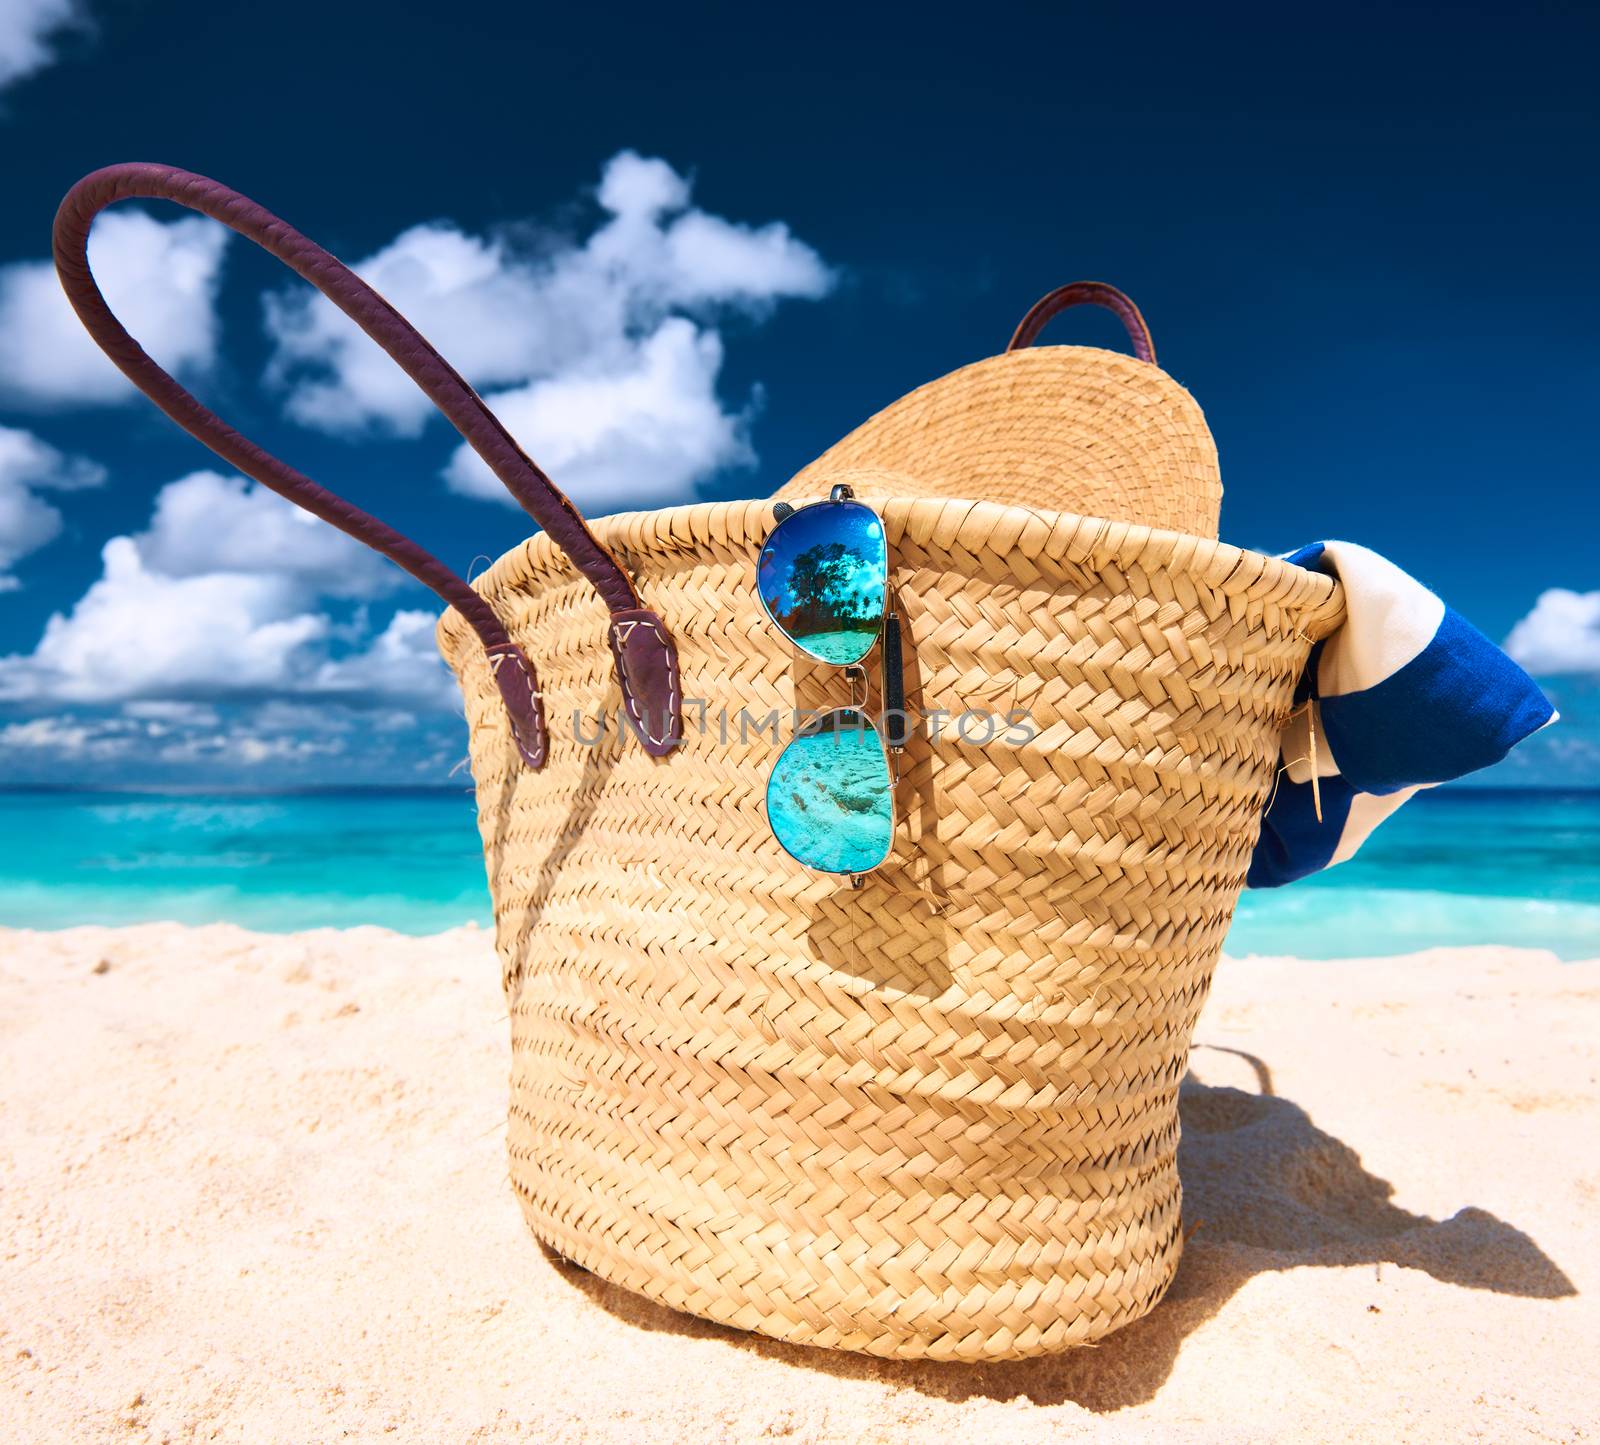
[767,710,894,874]
[757,501,887,665]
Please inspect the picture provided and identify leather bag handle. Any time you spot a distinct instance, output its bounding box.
[52,162,684,767]
[1006,280,1157,364]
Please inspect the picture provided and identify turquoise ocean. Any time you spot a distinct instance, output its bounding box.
[1,787,1596,959]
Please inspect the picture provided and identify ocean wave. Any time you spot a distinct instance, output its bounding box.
[1228,887,1600,961]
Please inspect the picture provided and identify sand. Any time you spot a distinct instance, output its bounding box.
[2,925,1596,1443]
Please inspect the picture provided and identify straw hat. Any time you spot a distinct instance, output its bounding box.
[772,282,1222,539]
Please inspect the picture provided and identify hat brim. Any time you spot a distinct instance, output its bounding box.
[772,344,1222,540]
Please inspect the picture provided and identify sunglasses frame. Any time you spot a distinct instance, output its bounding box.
[757,484,905,886]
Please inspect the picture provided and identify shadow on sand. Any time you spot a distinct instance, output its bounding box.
[542,1046,1575,1412]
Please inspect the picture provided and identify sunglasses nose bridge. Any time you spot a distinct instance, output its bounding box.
[844,662,869,711]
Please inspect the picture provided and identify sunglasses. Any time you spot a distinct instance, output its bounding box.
[756,484,908,884]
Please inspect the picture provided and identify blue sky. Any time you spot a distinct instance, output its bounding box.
[0,0,1595,787]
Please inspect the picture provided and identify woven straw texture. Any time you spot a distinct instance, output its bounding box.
[437,488,1342,1361]
[772,347,1223,538]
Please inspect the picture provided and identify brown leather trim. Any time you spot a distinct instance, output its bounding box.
[1006,281,1157,365]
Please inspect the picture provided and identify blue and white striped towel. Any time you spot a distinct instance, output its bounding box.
[1247,541,1556,888]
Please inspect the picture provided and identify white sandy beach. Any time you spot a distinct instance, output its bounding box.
[2,924,1596,1442]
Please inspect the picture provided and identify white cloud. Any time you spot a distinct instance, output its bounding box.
[0,210,229,407]
[0,713,134,759]
[309,609,458,709]
[0,423,106,586]
[263,221,567,436]
[134,470,398,599]
[121,699,220,727]
[0,0,79,92]
[155,727,347,767]
[0,708,352,768]
[597,151,689,219]
[245,698,357,735]
[264,149,832,513]
[587,151,835,313]
[442,319,750,514]
[1505,590,1600,676]
[1,536,329,702]
[0,470,451,708]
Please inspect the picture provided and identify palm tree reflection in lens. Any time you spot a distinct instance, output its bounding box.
[756,501,887,665]
[766,708,894,875]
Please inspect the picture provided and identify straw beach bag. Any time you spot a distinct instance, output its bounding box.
[56,165,1344,1361]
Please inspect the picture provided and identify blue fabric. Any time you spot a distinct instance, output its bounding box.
[1321,608,1557,794]
[1247,541,1554,888]
[1248,774,1357,888]
[1284,541,1327,570]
